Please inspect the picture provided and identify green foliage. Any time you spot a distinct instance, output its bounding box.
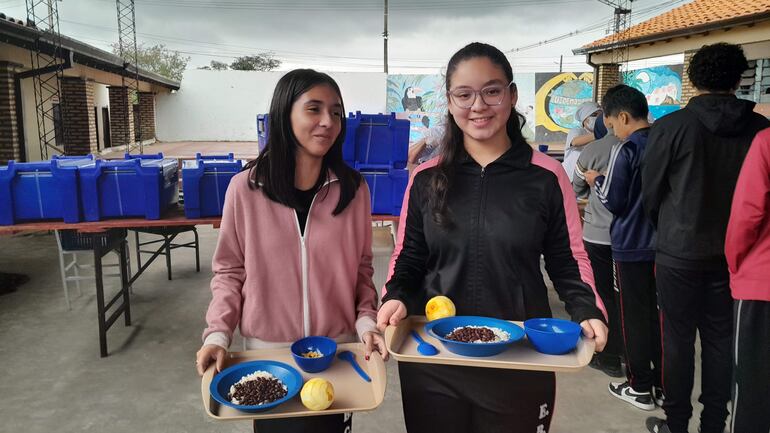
[229,53,281,71]
[111,43,189,81]
[197,60,229,71]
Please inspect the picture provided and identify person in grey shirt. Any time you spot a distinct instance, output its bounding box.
[573,116,624,378]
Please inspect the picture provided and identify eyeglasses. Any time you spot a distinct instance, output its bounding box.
[448,81,514,109]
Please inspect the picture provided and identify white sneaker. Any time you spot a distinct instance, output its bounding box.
[653,386,665,407]
[608,381,656,411]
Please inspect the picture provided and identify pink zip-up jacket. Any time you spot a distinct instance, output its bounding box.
[202,170,378,349]
[726,128,770,302]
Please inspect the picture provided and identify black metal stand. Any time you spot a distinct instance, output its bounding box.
[92,230,131,358]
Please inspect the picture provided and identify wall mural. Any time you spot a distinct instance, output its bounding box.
[386,74,447,146]
[624,65,683,120]
[535,72,595,144]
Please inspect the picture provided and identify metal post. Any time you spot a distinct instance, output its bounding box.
[383,0,388,74]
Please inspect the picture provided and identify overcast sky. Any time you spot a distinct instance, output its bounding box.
[1,0,687,74]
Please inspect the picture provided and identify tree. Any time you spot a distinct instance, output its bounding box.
[210,60,229,70]
[230,53,281,71]
[110,43,189,81]
[197,60,229,70]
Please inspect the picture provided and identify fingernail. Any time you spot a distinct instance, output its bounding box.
[365,355,370,361]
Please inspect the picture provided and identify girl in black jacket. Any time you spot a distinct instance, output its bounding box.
[376,42,608,433]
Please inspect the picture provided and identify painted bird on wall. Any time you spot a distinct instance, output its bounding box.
[402,87,423,111]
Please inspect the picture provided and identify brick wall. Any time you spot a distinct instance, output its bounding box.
[108,86,134,147]
[0,62,21,164]
[60,77,97,155]
[138,92,155,140]
[681,50,697,105]
[595,63,621,104]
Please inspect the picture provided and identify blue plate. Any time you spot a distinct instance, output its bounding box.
[424,316,525,357]
[524,318,582,355]
[209,360,303,413]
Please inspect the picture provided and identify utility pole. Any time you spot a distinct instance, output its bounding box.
[383,0,388,73]
[559,55,563,73]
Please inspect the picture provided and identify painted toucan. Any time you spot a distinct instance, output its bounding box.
[402,87,423,111]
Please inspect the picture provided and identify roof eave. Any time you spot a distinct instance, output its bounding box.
[573,11,770,55]
[0,19,180,90]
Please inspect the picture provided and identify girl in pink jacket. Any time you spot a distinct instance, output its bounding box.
[725,127,770,433]
[195,69,386,433]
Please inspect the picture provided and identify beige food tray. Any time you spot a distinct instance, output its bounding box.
[201,342,386,421]
[385,316,594,372]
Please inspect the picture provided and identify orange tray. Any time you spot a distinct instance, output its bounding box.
[200,342,386,421]
[384,316,594,372]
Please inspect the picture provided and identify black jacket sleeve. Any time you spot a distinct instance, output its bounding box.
[641,123,674,228]
[542,177,607,324]
[382,175,429,313]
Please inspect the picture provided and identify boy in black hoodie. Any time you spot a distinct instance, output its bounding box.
[642,43,770,433]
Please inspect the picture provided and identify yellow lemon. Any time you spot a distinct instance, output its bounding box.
[300,378,334,411]
[425,295,456,321]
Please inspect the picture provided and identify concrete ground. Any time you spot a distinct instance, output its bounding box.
[0,227,714,433]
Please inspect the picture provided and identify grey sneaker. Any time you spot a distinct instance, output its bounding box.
[609,381,655,411]
[653,386,665,407]
[646,417,672,433]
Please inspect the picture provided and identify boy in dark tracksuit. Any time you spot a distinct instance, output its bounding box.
[586,85,662,411]
[642,44,770,433]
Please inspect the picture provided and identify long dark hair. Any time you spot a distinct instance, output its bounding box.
[429,42,528,228]
[244,69,362,216]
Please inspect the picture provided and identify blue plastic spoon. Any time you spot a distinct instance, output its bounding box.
[411,330,439,356]
[337,350,371,382]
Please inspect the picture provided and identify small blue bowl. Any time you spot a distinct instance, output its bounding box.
[424,316,525,357]
[290,336,337,373]
[524,318,582,355]
[209,360,303,413]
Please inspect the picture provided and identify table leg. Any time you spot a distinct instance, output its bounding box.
[120,239,131,327]
[93,236,108,358]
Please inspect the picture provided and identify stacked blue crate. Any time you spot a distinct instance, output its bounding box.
[359,166,409,216]
[0,155,94,225]
[78,155,179,221]
[182,153,242,218]
[342,111,410,215]
[257,114,269,153]
[342,111,409,169]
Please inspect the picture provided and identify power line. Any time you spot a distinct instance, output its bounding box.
[507,0,685,52]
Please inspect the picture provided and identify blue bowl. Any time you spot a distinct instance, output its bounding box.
[524,318,582,355]
[424,316,525,357]
[209,360,303,413]
[290,336,337,373]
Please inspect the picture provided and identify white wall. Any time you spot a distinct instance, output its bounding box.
[155,70,388,142]
[93,82,109,150]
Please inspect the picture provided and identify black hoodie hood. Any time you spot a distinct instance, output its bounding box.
[687,93,758,136]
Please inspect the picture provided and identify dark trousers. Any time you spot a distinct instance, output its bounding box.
[614,260,661,392]
[656,264,732,433]
[585,241,623,361]
[398,362,555,433]
[254,413,352,433]
[731,299,770,433]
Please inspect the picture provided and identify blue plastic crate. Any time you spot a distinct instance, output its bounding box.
[124,152,164,160]
[257,114,269,153]
[343,111,409,169]
[78,158,179,221]
[0,156,93,225]
[360,166,409,215]
[182,154,242,218]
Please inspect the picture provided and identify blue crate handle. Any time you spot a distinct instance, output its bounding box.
[196,153,235,161]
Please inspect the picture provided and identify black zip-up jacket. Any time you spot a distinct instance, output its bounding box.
[382,141,606,324]
[642,94,770,270]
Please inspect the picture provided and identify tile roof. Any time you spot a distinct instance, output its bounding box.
[579,0,770,52]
